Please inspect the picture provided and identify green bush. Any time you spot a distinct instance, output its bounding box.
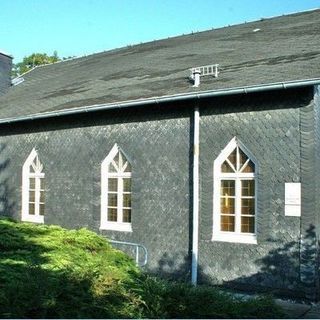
[135,275,284,319]
[0,218,142,318]
[0,218,284,318]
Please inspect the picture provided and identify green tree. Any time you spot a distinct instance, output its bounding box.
[12,51,61,77]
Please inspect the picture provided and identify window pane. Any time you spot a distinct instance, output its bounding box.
[242,160,255,173]
[124,161,132,173]
[39,203,45,216]
[220,180,235,196]
[29,191,35,202]
[108,208,117,222]
[108,162,118,173]
[241,198,255,215]
[108,193,117,207]
[221,160,234,173]
[40,191,45,203]
[239,148,248,170]
[241,217,255,233]
[123,209,131,223]
[220,197,235,214]
[120,152,125,168]
[40,178,45,190]
[242,180,255,196]
[227,149,237,168]
[30,163,36,173]
[220,215,235,232]
[29,178,36,189]
[29,203,35,215]
[108,178,118,192]
[123,178,131,192]
[123,194,131,208]
[114,152,120,167]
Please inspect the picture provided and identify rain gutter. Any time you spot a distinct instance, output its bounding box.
[1,78,320,125]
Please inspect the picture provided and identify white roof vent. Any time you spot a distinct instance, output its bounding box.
[11,77,24,86]
[190,64,219,87]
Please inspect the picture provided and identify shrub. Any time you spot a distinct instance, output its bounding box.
[0,218,284,318]
[0,218,141,318]
[135,275,284,319]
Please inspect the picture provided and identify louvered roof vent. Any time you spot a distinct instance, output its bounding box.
[190,64,219,87]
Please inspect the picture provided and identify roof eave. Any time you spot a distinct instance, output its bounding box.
[1,78,320,125]
[0,51,13,59]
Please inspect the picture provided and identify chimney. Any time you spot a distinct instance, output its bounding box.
[0,51,13,96]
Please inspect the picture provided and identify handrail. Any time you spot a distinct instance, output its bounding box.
[109,239,148,267]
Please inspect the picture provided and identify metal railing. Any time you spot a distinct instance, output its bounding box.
[109,239,148,267]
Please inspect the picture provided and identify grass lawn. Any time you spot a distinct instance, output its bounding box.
[0,217,284,318]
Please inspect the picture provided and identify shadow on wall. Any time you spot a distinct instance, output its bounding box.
[219,225,318,300]
[0,143,15,217]
[151,225,318,300]
[148,251,212,285]
[156,252,192,281]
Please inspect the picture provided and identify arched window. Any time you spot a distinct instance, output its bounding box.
[22,149,45,223]
[101,144,132,232]
[212,138,257,244]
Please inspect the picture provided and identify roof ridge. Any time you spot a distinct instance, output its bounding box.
[13,7,320,77]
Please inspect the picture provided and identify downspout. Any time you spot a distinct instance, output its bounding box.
[191,105,200,285]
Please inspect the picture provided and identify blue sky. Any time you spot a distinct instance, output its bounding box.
[1,0,320,63]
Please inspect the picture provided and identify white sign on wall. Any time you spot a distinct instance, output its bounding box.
[284,183,301,217]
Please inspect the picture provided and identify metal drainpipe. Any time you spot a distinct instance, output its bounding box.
[191,105,200,285]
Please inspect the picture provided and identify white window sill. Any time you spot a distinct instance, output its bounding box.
[100,222,132,232]
[22,215,44,224]
[212,232,257,244]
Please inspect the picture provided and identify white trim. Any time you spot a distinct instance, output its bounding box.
[212,233,257,244]
[21,148,45,224]
[22,214,44,224]
[100,222,132,232]
[191,106,200,285]
[100,144,133,231]
[212,138,258,244]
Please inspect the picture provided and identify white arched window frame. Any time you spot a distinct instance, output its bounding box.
[100,144,132,232]
[212,137,258,244]
[22,149,45,223]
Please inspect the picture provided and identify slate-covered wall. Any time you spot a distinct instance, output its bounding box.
[0,103,192,277]
[198,87,317,299]
[0,86,318,298]
[0,52,12,96]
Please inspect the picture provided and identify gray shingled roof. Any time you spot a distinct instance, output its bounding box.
[0,9,320,120]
